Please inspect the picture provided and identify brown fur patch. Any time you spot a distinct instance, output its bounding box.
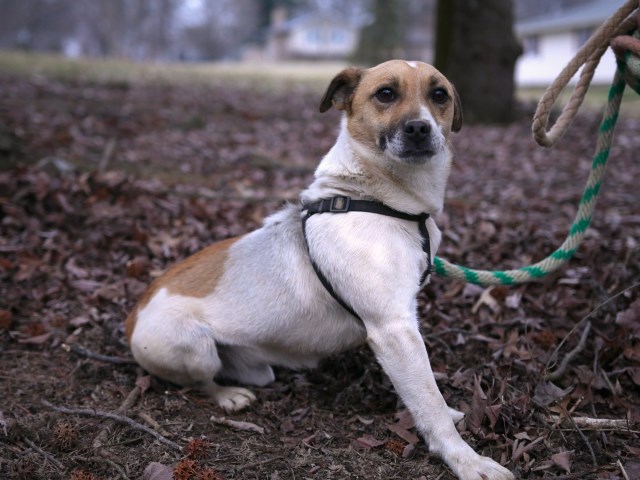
[125,236,241,341]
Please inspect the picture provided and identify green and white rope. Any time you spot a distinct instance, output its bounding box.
[434,1,639,286]
[434,72,626,285]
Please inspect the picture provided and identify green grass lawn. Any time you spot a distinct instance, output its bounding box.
[1,49,638,116]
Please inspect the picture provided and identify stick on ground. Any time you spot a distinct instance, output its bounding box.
[64,343,136,365]
[92,384,142,450]
[546,321,591,381]
[42,400,182,451]
[210,415,265,434]
[72,455,131,480]
[547,415,632,430]
[23,437,64,470]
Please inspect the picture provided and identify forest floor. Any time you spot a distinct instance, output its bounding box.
[1,67,639,480]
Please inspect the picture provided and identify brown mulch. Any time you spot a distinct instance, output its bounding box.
[1,74,639,480]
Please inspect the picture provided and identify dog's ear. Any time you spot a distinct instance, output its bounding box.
[319,67,362,113]
[451,84,463,132]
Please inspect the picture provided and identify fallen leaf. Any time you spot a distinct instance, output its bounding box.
[136,375,152,393]
[279,418,294,433]
[353,434,386,450]
[505,292,522,309]
[143,462,173,480]
[0,411,7,436]
[532,381,573,407]
[210,415,265,434]
[17,332,53,345]
[356,415,374,425]
[472,287,501,314]
[467,376,487,434]
[616,299,640,333]
[629,368,640,386]
[551,450,573,473]
[386,422,420,446]
[394,409,415,430]
[402,443,415,458]
[0,310,13,330]
[485,404,502,429]
[69,315,90,327]
[290,407,310,421]
[512,436,545,462]
[623,461,640,480]
[65,257,89,278]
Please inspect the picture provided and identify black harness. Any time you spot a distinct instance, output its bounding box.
[301,195,433,323]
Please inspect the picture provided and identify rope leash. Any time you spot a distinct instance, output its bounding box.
[434,0,640,286]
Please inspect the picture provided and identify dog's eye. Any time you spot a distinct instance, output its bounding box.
[375,88,396,103]
[431,88,449,104]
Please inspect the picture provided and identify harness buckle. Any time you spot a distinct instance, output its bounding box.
[329,196,351,212]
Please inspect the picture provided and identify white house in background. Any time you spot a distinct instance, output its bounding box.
[515,0,626,86]
[265,8,359,61]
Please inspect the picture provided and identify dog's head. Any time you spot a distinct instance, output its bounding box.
[320,60,462,165]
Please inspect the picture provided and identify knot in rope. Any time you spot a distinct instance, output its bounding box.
[435,0,640,286]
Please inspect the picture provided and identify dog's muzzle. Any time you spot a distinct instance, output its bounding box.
[400,120,436,158]
[380,120,443,161]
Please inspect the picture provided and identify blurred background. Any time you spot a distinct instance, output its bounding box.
[0,0,625,84]
[1,4,639,478]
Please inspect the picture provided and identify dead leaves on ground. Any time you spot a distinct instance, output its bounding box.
[1,75,640,479]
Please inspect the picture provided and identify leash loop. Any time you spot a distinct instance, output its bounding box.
[532,0,638,147]
[435,1,640,286]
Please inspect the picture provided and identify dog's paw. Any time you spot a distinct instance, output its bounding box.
[212,386,256,412]
[452,452,514,480]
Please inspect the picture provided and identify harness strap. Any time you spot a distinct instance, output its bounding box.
[301,196,433,323]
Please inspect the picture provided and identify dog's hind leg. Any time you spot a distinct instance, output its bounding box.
[216,345,276,387]
[129,294,257,412]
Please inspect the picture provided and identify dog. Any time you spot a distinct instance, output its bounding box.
[125,60,514,480]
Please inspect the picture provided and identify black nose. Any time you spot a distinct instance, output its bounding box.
[404,120,431,141]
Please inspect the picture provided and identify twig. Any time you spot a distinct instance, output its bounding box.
[138,411,172,437]
[546,279,640,371]
[546,415,631,430]
[93,384,142,449]
[64,343,136,365]
[236,455,284,472]
[23,438,64,470]
[549,468,603,480]
[618,459,630,480]
[511,436,545,462]
[558,404,597,467]
[98,138,117,172]
[210,415,265,434]
[41,400,182,451]
[546,321,591,381]
[72,455,130,480]
[599,367,619,394]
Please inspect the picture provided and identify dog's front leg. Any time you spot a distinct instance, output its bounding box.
[366,318,514,480]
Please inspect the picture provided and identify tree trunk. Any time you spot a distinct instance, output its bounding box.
[352,0,407,66]
[435,0,522,123]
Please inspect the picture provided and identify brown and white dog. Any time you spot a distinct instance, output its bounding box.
[126,60,513,480]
